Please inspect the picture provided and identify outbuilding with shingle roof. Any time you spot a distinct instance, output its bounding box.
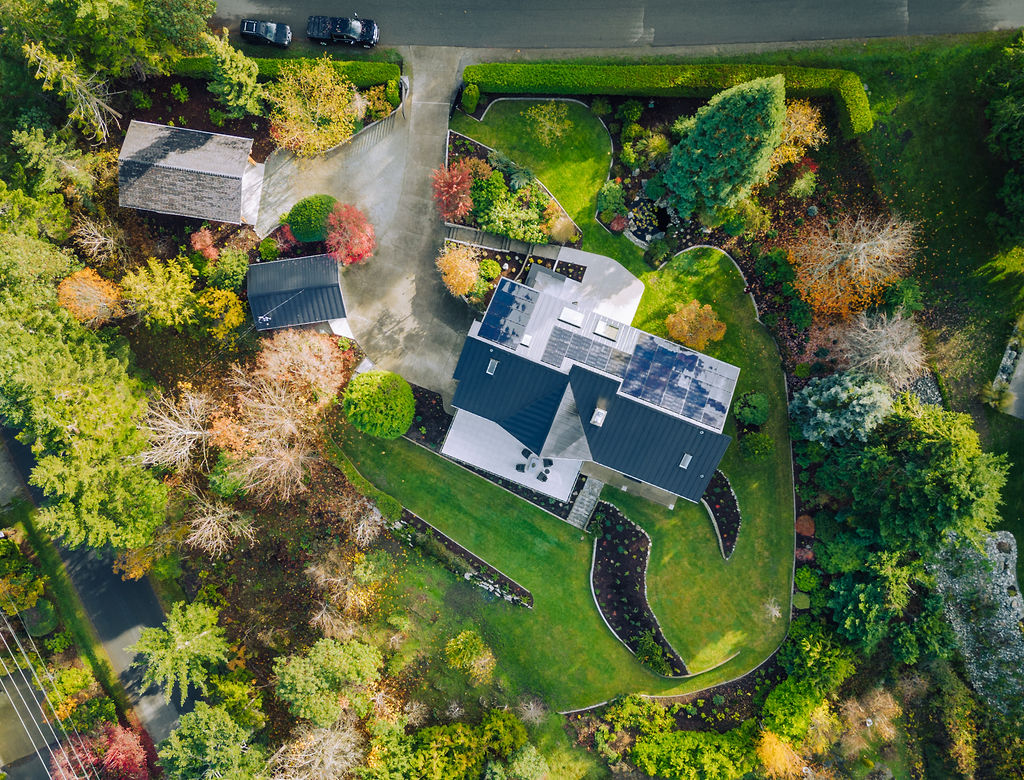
[118,120,263,224]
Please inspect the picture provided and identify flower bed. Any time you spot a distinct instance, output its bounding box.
[590,503,688,676]
[404,385,453,450]
[702,471,741,560]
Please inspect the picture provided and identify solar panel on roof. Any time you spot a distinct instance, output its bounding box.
[584,340,612,372]
[478,278,538,347]
[606,349,631,377]
[542,326,572,366]
[567,333,593,362]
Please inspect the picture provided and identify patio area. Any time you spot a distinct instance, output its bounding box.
[440,410,582,502]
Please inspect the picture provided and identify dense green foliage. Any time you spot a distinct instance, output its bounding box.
[204,29,262,119]
[158,702,265,780]
[462,83,480,113]
[122,255,198,330]
[789,371,892,446]
[664,76,785,219]
[733,390,769,427]
[630,720,757,780]
[343,370,416,440]
[205,247,250,293]
[0,537,46,614]
[983,32,1024,240]
[130,601,228,706]
[173,55,400,86]
[462,62,872,137]
[273,638,381,726]
[285,194,339,242]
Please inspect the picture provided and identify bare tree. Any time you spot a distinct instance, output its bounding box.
[231,365,315,444]
[267,717,365,780]
[309,601,356,641]
[837,310,927,390]
[403,700,429,728]
[761,596,782,623]
[140,391,214,472]
[233,440,315,503]
[184,489,256,558]
[71,215,131,270]
[790,213,916,317]
[516,696,548,726]
[256,329,354,406]
[306,549,352,597]
[349,504,384,548]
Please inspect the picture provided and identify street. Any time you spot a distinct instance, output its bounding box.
[213,0,1024,50]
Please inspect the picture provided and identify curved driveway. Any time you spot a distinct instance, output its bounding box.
[257,47,473,398]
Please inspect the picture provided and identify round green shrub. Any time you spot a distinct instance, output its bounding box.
[478,258,501,282]
[734,391,770,427]
[616,99,643,123]
[285,194,338,243]
[590,97,611,116]
[343,370,415,440]
[792,592,811,611]
[206,247,250,293]
[258,237,280,262]
[208,452,246,500]
[461,83,480,113]
[794,362,811,379]
[620,122,644,143]
[793,566,821,593]
[385,78,401,108]
[23,598,58,637]
[739,431,774,461]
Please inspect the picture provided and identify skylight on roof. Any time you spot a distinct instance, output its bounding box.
[593,320,620,341]
[679,453,693,469]
[590,408,607,427]
[558,306,584,327]
[486,358,499,375]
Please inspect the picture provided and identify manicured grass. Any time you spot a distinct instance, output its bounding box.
[4,500,130,714]
[450,99,646,277]
[621,247,794,672]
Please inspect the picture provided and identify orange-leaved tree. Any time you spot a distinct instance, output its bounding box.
[57,267,123,327]
[665,299,726,351]
[435,242,481,297]
[789,213,916,318]
[766,99,828,180]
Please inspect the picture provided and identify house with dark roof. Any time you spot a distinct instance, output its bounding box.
[118,120,263,224]
[442,274,739,508]
[247,254,351,336]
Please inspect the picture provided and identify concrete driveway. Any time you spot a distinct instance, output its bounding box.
[257,47,474,399]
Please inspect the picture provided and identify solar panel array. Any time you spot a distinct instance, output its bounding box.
[478,278,539,348]
[541,326,631,376]
[621,334,738,430]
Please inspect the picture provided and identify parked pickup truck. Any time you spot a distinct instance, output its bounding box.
[306,16,379,47]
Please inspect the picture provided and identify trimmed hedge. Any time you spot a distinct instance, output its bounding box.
[173,56,400,88]
[462,62,872,138]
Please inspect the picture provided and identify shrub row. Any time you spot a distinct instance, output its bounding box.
[172,56,401,88]
[325,440,403,523]
[462,62,872,137]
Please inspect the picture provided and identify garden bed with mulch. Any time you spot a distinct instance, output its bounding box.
[394,508,533,607]
[404,385,453,451]
[701,471,741,560]
[590,502,688,677]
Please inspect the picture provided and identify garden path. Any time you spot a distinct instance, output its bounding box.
[1009,355,1024,420]
[256,47,474,401]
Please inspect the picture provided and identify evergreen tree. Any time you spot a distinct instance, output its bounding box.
[130,601,228,706]
[204,29,262,119]
[273,638,382,726]
[664,75,786,219]
[158,702,266,780]
[122,255,198,330]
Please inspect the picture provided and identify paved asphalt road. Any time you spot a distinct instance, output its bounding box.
[214,0,1024,49]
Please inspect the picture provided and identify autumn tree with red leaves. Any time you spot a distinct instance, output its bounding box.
[432,158,475,221]
[99,723,149,779]
[325,203,376,266]
[189,227,219,261]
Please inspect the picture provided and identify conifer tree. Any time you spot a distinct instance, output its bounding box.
[664,75,786,219]
[204,29,263,119]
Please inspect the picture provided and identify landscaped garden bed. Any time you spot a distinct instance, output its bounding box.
[404,384,453,450]
[701,471,742,560]
[590,502,688,677]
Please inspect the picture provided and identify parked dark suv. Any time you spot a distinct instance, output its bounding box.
[240,19,292,47]
[306,16,379,47]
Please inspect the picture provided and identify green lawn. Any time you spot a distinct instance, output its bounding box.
[450,99,646,277]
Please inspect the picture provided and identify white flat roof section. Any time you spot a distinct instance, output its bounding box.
[441,410,581,502]
[556,246,645,325]
[241,161,265,226]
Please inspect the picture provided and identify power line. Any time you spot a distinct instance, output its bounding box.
[0,642,57,778]
[0,662,53,779]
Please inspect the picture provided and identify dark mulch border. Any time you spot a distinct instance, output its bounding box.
[702,471,741,560]
[591,502,688,676]
[404,385,452,451]
[396,508,533,607]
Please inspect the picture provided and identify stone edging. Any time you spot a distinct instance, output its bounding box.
[700,498,727,560]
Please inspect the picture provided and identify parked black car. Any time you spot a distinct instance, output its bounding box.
[240,19,292,47]
[306,15,379,47]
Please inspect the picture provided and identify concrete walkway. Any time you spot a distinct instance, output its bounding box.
[256,47,474,399]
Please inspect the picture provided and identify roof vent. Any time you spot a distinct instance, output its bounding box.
[590,408,607,427]
[558,306,584,328]
[486,358,499,375]
[679,453,693,469]
[520,333,533,348]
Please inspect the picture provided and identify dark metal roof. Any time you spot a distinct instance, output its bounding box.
[118,121,253,223]
[247,255,346,331]
[452,336,569,454]
[450,337,731,502]
[567,365,730,502]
